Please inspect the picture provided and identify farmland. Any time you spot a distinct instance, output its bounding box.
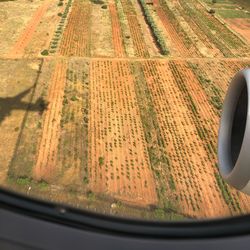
[0,0,250,220]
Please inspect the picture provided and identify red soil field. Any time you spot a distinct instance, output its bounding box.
[59,0,91,56]
[194,59,249,94]
[185,59,250,213]
[88,59,157,206]
[141,60,232,217]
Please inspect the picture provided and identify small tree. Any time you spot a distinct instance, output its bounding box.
[208,8,215,14]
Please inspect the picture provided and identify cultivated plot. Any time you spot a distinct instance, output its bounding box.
[89,60,158,206]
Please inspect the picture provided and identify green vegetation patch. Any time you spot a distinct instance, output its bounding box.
[90,0,104,4]
[98,156,104,166]
[153,207,185,221]
[204,0,234,4]
[188,62,223,113]
[16,177,32,186]
[214,172,241,212]
[178,0,244,55]
[217,9,250,18]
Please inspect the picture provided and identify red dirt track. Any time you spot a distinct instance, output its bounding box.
[8,0,51,58]
[109,3,125,57]
[33,61,67,181]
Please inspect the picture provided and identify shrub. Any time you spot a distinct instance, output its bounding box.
[70,95,78,101]
[99,156,104,166]
[208,8,215,14]
[87,190,95,201]
[41,49,49,56]
[83,176,89,184]
[154,208,165,219]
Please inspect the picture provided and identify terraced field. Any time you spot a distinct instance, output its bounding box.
[0,0,249,220]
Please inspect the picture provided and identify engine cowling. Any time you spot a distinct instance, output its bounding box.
[218,68,250,194]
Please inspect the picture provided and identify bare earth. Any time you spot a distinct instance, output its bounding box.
[8,0,52,58]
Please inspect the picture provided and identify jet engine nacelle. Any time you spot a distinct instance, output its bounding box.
[218,68,250,195]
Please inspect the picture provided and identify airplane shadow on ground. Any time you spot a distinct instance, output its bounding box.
[0,86,48,125]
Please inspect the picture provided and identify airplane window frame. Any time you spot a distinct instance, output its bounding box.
[1,186,250,239]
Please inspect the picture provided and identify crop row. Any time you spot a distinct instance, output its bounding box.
[48,0,73,55]
[179,0,247,57]
[141,60,221,216]
[120,0,150,57]
[155,0,197,57]
[169,0,222,57]
[169,61,242,213]
[188,62,223,114]
[131,61,182,217]
[139,59,250,217]
[138,0,169,55]
[59,0,91,56]
[114,0,134,57]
